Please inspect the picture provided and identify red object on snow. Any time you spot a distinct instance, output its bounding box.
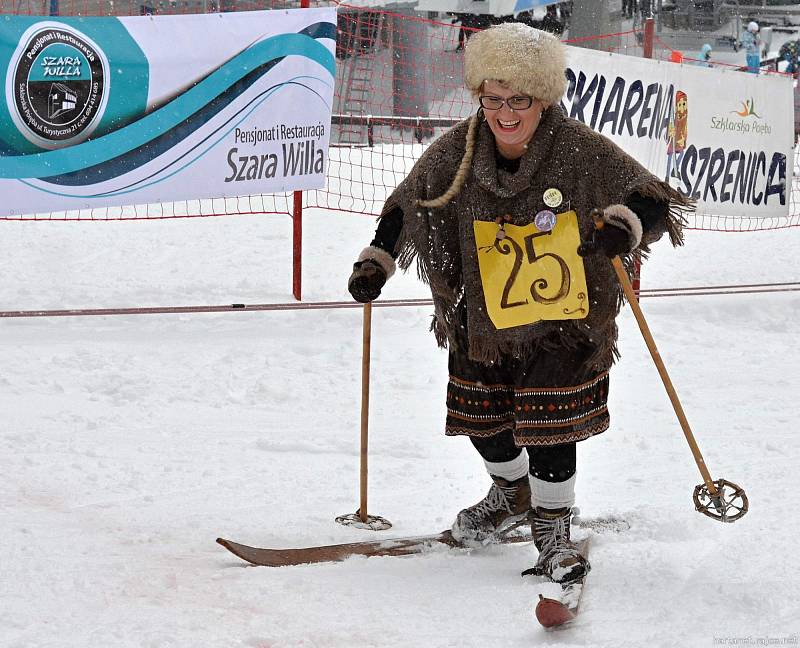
[535,594,576,628]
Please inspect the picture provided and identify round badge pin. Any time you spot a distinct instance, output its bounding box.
[543,188,563,209]
[534,210,557,232]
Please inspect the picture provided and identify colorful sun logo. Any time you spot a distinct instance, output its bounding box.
[733,98,761,118]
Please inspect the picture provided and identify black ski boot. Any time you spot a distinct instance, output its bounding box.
[525,506,590,583]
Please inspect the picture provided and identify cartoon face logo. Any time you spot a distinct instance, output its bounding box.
[676,92,688,118]
[6,22,109,150]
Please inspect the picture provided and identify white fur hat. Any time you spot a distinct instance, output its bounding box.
[464,23,567,105]
[747,21,759,32]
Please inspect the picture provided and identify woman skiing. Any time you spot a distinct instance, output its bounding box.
[347,23,691,584]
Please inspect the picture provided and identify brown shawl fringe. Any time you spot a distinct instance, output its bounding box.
[385,111,693,372]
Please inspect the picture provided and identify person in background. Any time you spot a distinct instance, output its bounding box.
[540,6,565,36]
[559,1,572,26]
[451,13,469,51]
[698,43,713,68]
[779,39,800,76]
[622,0,636,19]
[347,23,691,585]
[741,21,761,74]
[794,73,800,141]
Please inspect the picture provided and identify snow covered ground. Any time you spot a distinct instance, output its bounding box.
[1,203,799,647]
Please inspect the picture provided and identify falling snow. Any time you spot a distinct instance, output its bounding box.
[0,206,798,647]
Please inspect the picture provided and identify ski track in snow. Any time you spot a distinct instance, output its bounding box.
[1,209,799,647]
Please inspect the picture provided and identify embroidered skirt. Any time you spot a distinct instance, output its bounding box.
[445,334,610,446]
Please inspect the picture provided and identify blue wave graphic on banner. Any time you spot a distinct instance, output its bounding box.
[0,27,335,181]
[23,78,328,198]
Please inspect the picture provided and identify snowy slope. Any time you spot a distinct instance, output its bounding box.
[1,206,799,648]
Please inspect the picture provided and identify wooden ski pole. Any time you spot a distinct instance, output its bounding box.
[335,301,391,530]
[590,209,747,522]
[359,301,372,522]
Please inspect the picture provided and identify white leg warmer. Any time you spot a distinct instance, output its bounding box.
[530,474,576,510]
[483,449,529,481]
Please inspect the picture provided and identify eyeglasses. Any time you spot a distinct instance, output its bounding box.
[479,95,535,111]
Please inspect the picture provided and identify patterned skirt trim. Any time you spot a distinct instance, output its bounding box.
[514,416,610,446]
[445,421,516,438]
[445,371,610,446]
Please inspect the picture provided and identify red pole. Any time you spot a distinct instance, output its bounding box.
[643,16,655,59]
[292,190,302,301]
[292,0,311,301]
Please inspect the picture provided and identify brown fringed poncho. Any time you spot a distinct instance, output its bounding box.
[384,107,692,371]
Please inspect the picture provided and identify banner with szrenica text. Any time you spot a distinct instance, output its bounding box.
[561,47,793,220]
[0,9,336,216]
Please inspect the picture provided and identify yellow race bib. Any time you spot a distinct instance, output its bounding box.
[473,211,589,330]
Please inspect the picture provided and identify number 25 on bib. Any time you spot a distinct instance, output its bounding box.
[474,211,589,330]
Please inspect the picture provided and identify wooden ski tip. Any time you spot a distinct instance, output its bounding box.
[216,537,263,566]
[535,594,576,628]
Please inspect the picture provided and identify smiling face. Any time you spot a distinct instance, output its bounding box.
[676,92,687,118]
[480,80,547,159]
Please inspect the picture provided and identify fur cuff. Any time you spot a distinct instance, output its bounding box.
[603,204,642,250]
[358,246,396,279]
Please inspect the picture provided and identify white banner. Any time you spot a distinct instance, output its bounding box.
[561,47,794,220]
[0,8,337,216]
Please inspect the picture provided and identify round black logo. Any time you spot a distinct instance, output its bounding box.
[10,24,107,149]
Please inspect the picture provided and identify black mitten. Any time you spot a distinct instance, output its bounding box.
[578,204,643,258]
[348,259,387,303]
[347,246,396,303]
